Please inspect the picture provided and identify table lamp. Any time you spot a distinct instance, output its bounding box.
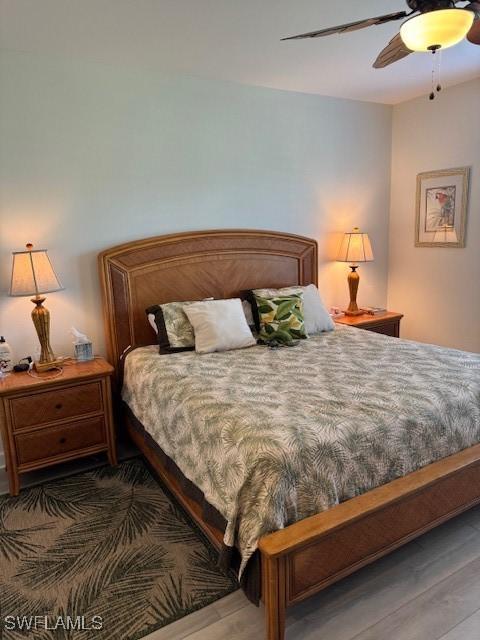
[9,243,64,372]
[336,227,374,316]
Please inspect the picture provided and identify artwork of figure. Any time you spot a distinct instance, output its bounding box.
[425,186,456,232]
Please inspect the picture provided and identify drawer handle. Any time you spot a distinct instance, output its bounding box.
[55,403,63,410]
[59,437,67,444]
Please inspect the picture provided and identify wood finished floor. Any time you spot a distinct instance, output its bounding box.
[2,463,480,640]
[144,505,480,640]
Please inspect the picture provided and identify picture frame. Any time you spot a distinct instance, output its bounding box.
[415,167,470,248]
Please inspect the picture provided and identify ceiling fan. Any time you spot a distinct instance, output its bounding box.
[282,0,480,69]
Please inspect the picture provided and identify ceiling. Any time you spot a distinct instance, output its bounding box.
[1,0,479,104]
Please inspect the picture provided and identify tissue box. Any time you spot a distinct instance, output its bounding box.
[74,341,94,361]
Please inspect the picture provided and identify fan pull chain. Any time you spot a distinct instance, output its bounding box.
[429,48,443,101]
[436,49,442,94]
[430,58,435,101]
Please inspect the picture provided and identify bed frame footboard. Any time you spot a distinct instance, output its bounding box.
[259,444,480,640]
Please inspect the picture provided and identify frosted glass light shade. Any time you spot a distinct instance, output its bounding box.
[400,9,474,52]
[337,228,374,265]
[10,244,63,297]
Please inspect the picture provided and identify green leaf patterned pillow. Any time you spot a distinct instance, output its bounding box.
[254,293,307,344]
[146,302,196,353]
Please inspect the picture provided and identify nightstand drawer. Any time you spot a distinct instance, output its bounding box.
[335,312,402,338]
[15,416,106,465]
[10,381,103,430]
[364,321,399,337]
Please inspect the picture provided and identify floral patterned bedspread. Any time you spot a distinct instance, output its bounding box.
[122,326,480,575]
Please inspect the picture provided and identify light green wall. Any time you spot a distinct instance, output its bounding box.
[0,50,392,364]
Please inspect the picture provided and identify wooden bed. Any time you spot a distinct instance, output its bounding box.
[98,229,480,640]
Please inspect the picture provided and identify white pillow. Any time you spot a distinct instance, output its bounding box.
[252,284,334,334]
[184,299,256,354]
[302,284,335,334]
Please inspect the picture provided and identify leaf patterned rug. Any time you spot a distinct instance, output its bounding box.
[0,458,238,639]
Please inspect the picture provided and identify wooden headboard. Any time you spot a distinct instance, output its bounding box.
[98,229,317,372]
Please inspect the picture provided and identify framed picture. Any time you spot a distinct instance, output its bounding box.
[415,167,470,248]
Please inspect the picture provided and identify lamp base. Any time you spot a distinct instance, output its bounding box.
[344,266,364,317]
[31,296,59,371]
[34,358,64,373]
[344,309,365,317]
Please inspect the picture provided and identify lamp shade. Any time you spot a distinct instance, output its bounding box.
[400,9,474,52]
[10,243,63,297]
[337,228,374,264]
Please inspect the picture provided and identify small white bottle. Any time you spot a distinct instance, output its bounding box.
[0,336,13,372]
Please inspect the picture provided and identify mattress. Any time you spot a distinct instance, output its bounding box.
[122,325,480,576]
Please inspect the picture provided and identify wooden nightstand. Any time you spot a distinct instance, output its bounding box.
[335,311,403,337]
[0,357,117,496]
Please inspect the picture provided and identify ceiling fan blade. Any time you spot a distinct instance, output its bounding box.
[373,33,413,68]
[466,2,480,44]
[281,10,409,41]
[467,19,480,43]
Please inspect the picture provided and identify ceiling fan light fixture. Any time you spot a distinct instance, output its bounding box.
[400,8,474,51]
